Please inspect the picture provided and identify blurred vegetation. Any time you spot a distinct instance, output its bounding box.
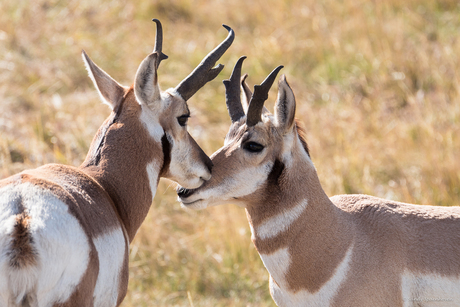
[1,0,460,306]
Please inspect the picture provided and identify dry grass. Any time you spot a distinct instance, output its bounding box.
[1,0,460,306]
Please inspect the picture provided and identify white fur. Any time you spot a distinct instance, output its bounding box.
[146,161,160,200]
[224,161,272,199]
[258,248,291,290]
[167,133,210,189]
[0,182,90,306]
[402,271,460,306]
[93,227,126,307]
[139,105,164,143]
[182,161,273,210]
[255,199,308,240]
[280,132,295,167]
[164,88,182,101]
[259,244,354,307]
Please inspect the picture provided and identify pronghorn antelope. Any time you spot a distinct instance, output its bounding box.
[0,20,234,307]
[177,57,460,306]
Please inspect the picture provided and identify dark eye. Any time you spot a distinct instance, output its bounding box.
[177,115,189,127]
[243,142,264,153]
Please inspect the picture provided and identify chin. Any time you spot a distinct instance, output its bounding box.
[179,197,240,210]
[175,177,205,190]
[179,198,208,210]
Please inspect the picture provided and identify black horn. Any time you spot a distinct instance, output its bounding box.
[246,65,283,127]
[152,19,168,68]
[223,56,246,122]
[175,25,235,101]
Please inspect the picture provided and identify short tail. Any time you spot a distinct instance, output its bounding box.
[5,212,39,306]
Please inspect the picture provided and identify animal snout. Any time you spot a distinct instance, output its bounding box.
[177,187,195,198]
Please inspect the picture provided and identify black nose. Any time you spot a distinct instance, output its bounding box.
[177,187,194,198]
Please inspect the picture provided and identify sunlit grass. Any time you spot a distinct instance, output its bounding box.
[1,0,460,306]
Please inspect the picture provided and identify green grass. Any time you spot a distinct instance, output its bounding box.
[1,0,460,306]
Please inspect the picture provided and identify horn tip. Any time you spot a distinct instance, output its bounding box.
[222,24,235,38]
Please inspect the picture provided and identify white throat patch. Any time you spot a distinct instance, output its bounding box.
[255,199,308,240]
[259,244,354,307]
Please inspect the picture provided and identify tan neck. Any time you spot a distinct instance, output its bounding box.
[245,148,354,292]
[246,158,343,249]
[80,89,163,242]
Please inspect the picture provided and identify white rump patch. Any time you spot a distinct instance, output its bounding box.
[256,199,308,240]
[93,227,126,307]
[259,244,354,307]
[402,271,460,306]
[0,182,90,306]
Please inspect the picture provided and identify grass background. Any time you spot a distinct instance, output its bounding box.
[1,0,460,306]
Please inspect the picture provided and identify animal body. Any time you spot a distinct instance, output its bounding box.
[0,20,234,307]
[177,57,460,306]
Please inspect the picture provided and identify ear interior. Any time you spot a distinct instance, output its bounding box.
[274,75,296,133]
[82,50,126,110]
[134,53,163,110]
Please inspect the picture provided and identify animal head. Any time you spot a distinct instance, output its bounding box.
[177,57,313,209]
[82,19,234,189]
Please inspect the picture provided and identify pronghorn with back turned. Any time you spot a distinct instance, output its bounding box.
[0,20,234,307]
[178,57,460,306]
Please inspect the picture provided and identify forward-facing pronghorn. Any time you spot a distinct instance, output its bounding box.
[178,57,460,306]
[0,20,234,307]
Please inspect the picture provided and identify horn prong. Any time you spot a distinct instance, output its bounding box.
[175,25,235,101]
[246,65,283,127]
[152,18,168,68]
[224,56,246,122]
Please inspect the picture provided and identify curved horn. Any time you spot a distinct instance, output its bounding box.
[152,19,168,68]
[223,56,246,122]
[175,25,235,101]
[246,65,284,127]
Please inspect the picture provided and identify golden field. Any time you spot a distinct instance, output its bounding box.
[1,0,460,306]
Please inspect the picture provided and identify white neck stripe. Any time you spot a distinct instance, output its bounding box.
[256,199,308,240]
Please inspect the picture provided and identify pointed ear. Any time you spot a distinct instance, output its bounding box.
[82,50,126,110]
[274,75,296,133]
[134,53,162,109]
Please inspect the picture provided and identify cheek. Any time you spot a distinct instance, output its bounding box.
[168,140,192,174]
[222,161,273,199]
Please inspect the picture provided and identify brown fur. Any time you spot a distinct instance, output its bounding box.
[195,114,460,305]
[81,87,161,241]
[245,131,354,293]
[180,75,460,306]
[1,23,230,304]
